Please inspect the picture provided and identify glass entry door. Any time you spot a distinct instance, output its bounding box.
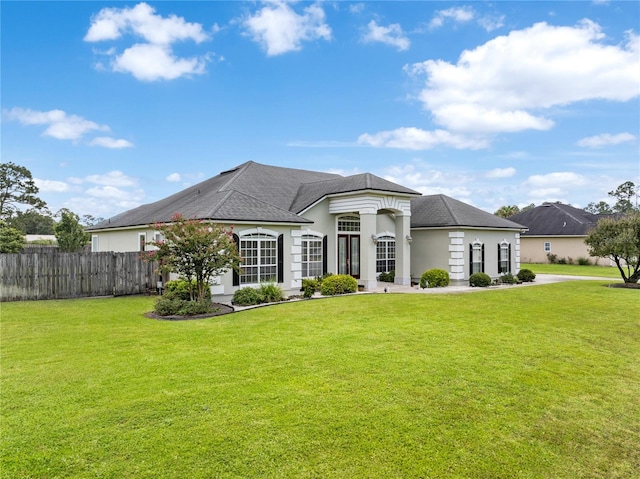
[338,234,360,278]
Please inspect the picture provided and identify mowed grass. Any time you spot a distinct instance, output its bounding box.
[1,282,639,478]
[521,262,623,279]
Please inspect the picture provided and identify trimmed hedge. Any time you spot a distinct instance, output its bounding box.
[320,274,358,296]
[517,269,536,282]
[419,268,450,288]
[469,272,492,287]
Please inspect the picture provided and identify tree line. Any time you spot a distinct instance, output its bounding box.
[0,162,102,253]
[494,181,639,218]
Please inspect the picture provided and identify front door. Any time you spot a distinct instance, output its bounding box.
[338,234,360,278]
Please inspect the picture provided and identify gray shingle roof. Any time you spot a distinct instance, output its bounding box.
[88,161,420,230]
[411,195,525,229]
[508,202,607,236]
[291,172,420,213]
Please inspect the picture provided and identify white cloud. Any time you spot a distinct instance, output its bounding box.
[485,167,516,179]
[3,108,108,141]
[89,137,134,148]
[525,172,588,188]
[85,2,210,81]
[34,179,70,193]
[166,173,182,182]
[362,20,410,51]
[357,127,489,150]
[112,43,208,81]
[429,6,475,29]
[243,1,331,56]
[84,171,138,187]
[84,2,208,44]
[408,20,640,134]
[577,132,636,148]
[478,14,505,32]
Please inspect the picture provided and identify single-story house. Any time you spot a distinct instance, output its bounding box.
[508,202,612,265]
[88,161,525,298]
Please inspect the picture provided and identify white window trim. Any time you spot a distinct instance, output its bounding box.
[238,228,279,286]
[301,233,323,279]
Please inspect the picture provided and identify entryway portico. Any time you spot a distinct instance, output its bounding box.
[329,193,413,291]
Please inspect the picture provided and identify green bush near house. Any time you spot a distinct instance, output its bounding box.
[320,274,358,296]
[517,269,536,282]
[469,272,492,287]
[301,278,319,299]
[233,287,263,306]
[499,273,517,284]
[153,279,213,316]
[232,283,285,306]
[378,270,395,282]
[259,282,285,303]
[419,268,450,288]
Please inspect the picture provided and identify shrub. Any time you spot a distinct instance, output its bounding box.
[577,257,592,266]
[517,269,536,282]
[500,273,517,284]
[320,274,358,296]
[557,257,568,265]
[232,287,263,306]
[378,270,395,283]
[469,272,492,287]
[419,269,450,288]
[154,297,213,316]
[259,282,285,303]
[301,278,319,299]
[547,253,558,264]
[164,279,211,301]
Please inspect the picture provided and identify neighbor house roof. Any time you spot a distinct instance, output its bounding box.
[411,195,525,230]
[88,161,421,230]
[508,202,607,236]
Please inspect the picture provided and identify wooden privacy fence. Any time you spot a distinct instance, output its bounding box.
[0,252,159,302]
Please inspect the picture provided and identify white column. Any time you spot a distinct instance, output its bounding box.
[394,214,411,285]
[359,212,377,290]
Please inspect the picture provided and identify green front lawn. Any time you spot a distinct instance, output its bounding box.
[2,282,639,478]
[521,262,624,279]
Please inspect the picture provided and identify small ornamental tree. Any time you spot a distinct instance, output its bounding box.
[146,214,241,302]
[585,212,640,284]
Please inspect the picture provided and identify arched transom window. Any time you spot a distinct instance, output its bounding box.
[338,215,360,232]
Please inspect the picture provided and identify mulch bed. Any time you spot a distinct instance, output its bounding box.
[144,303,235,321]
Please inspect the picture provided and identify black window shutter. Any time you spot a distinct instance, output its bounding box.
[469,244,473,276]
[497,244,501,273]
[481,244,485,273]
[508,244,512,273]
[277,234,284,283]
[232,234,240,286]
[322,235,328,275]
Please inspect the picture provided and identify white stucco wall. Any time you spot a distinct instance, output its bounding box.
[410,228,522,284]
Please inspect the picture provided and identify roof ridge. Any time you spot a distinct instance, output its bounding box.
[204,190,234,219]
[551,202,590,224]
[218,161,254,192]
[440,195,461,225]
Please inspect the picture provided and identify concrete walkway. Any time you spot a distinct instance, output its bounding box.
[370,273,617,295]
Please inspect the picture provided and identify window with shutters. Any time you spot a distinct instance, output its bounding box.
[471,241,483,274]
[499,241,511,274]
[239,233,277,284]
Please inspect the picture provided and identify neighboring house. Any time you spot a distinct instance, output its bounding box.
[508,202,611,265]
[88,161,525,298]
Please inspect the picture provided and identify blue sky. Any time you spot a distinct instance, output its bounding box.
[2,1,639,219]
